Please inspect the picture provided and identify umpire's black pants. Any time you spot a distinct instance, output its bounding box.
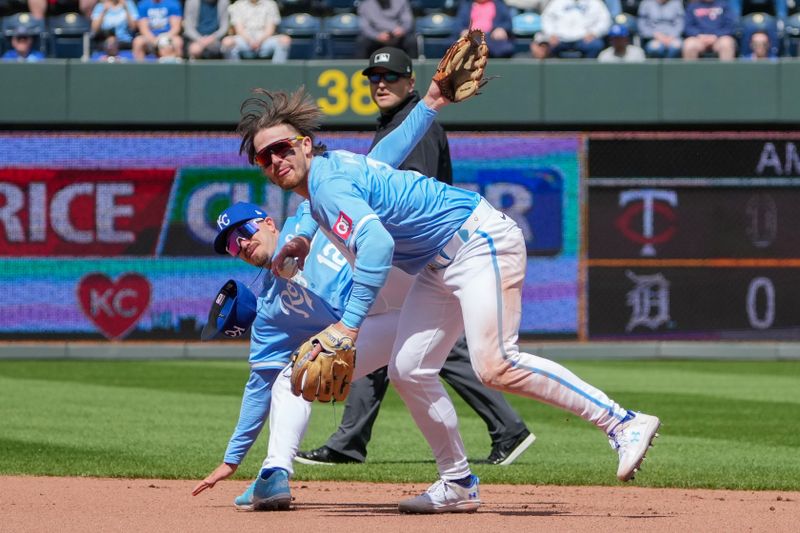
[324,335,529,462]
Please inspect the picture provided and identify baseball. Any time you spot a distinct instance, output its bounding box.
[277,257,299,279]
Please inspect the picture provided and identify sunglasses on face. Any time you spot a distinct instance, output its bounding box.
[225,218,264,257]
[366,72,406,84]
[254,136,304,168]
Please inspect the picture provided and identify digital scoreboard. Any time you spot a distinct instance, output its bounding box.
[587,134,800,340]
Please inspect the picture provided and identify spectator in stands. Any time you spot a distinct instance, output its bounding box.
[598,22,645,61]
[90,31,135,60]
[221,0,290,62]
[454,0,515,58]
[529,31,551,57]
[744,30,776,60]
[1,25,44,61]
[91,0,138,55]
[541,0,611,58]
[356,0,417,59]
[155,33,181,61]
[132,0,183,61]
[637,0,683,58]
[682,0,737,60]
[184,0,230,59]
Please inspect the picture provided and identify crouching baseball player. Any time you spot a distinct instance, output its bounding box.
[192,202,416,510]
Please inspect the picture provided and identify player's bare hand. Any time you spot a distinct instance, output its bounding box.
[333,321,359,343]
[272,236,311,277]
[422,80,451,111]
[192,462,238,496]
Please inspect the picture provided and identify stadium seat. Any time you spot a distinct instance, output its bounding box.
[784,12,800,56]
[47,12,90,59]
[511,12,541,55]
[322,12,359,59]
[277,12,323,59]
[320,0,357,14]
[1,12,46,55]
[620,0,642,16]
[277,0,316,17]
[415,12,456,59]
[733,0,787,19]
[410,0,456,16]
[739,12,780,57]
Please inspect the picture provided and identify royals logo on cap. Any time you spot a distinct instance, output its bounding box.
[213,202,268,254]
[201,279,257,341]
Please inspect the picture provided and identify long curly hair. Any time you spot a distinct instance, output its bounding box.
[236,87,327,165]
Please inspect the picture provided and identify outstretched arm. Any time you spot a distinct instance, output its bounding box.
[367,81,452,168]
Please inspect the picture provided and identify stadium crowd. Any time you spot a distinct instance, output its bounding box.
[0,0,795,63]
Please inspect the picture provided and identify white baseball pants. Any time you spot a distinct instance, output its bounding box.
[388,201,629,479]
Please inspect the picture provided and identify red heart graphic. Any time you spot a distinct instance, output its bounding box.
[77,273,151,340]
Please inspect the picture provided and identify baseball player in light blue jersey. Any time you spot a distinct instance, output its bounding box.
[192,87,446,510]
[241,81,661,513]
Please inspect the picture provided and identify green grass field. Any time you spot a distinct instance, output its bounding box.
[1,359,798,491]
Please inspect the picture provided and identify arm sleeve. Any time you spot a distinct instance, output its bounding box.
[399,0,413,32]
[340,218,394,328]
[719,5,736,35]
[222,368,277,464]
[495,1,513,33]
[367,100,437,168]
[684,6,698,36]
[182,0,201,41]
[213,0,230,40]
[295,200,320,240]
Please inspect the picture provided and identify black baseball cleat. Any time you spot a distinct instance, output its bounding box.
[295,446,362,466]
[474,430,536,466]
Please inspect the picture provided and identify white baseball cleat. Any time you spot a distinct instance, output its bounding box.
[398,475,481,514]
[608,411,661,482]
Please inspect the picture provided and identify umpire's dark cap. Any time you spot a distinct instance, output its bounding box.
[213,202,268,255]
[362,47,413,76]
[201,279,258,341]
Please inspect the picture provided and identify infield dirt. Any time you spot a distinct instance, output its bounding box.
[2,476,798,532]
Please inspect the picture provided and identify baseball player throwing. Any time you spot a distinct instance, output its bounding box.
[243,79,660,513]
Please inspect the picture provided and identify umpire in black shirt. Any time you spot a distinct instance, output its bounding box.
[296,47,534,466]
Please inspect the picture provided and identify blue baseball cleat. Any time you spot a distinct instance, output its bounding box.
[233,467,291,511]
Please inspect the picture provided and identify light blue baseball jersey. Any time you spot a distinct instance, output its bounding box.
[297,100,482,328]
[247,213,351,370]
[224,215,351,463]
[222,109,432,462]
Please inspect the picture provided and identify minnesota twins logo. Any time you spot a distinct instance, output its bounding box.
[615,189,678,257]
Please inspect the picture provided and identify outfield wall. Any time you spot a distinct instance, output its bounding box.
[2,60,800,127]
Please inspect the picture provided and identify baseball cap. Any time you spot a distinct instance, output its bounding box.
[200,279,257,341]
[12,25,35,37]
[362,47,413,76]
[608,24,629,38]
[213,202,268,255]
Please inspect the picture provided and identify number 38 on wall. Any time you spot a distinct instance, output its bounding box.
[316,69,379,116]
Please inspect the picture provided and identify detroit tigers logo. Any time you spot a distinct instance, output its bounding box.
[333,212,352,241]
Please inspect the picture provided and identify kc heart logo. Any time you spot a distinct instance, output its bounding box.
[77,273,151,340]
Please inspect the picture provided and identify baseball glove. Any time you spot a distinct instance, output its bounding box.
[290,324,356,402]
[433,28,490,103]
